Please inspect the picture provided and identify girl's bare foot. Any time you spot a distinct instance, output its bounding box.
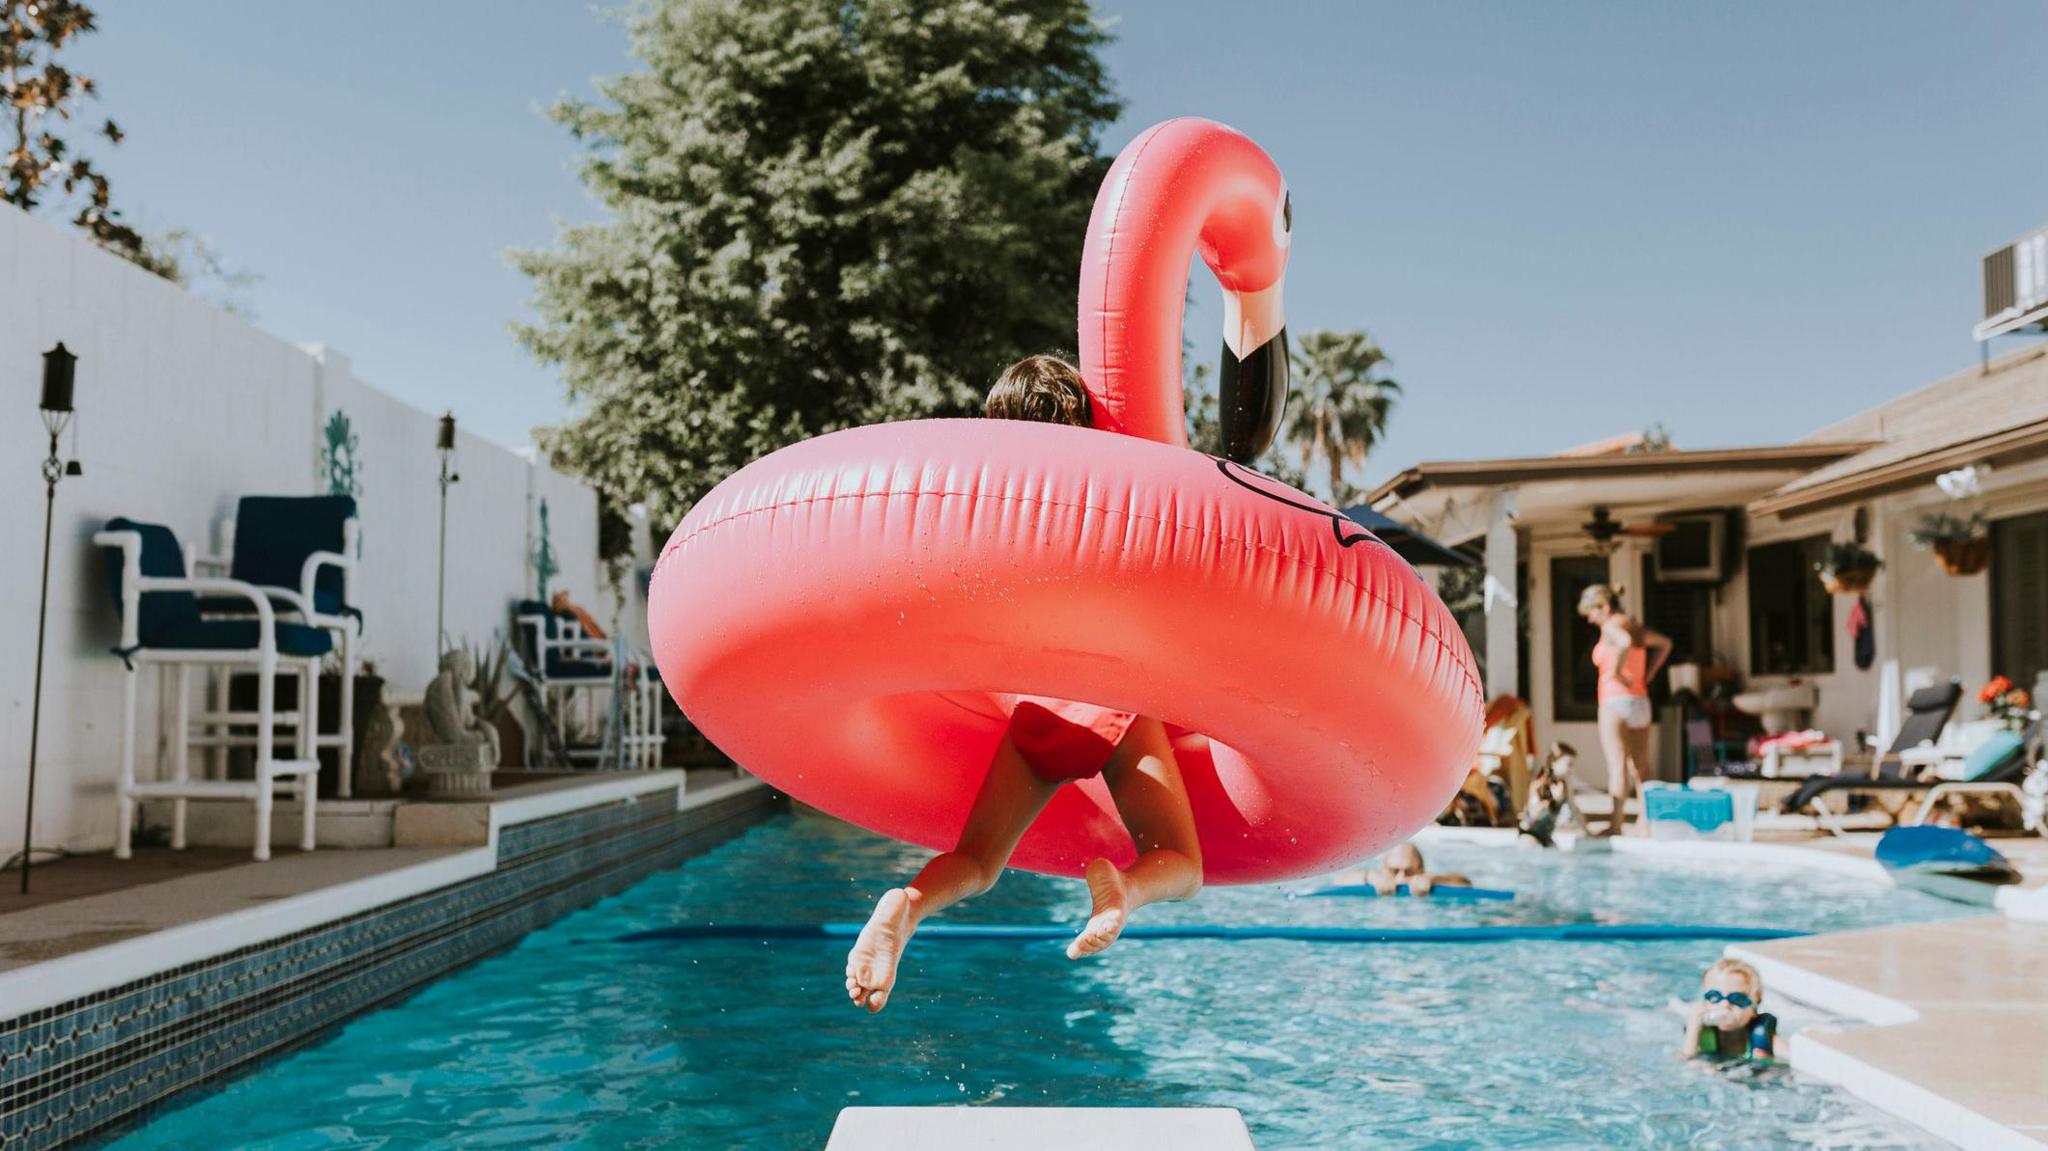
[1068,858,1131,959]
[845,888,915,1013]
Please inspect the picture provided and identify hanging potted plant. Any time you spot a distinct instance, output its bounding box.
[1908,510,1990,577]
[1816,540,1882,594]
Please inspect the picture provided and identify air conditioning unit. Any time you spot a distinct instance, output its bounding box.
[1652,513,1727,583]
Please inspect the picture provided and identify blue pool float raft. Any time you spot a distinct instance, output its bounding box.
[1296,884,1516,902]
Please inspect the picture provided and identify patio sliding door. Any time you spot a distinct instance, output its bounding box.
[1550,555,1608,723]
[1991,509,2048,695]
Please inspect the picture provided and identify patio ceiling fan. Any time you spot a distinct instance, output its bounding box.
[1581,506,1674,555]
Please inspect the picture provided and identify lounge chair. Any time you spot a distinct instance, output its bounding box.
[97,519,325,861]
[1783,681,1963,831]
[1910,723,2043,832]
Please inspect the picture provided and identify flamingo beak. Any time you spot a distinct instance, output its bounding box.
[1219,274,1288,464]
[1219,327,1288,464]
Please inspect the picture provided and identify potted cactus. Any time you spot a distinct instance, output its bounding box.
[1908,511,1990,577]
[1816,540,1882,594]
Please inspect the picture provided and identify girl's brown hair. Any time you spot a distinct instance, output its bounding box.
[986,354,1091,428]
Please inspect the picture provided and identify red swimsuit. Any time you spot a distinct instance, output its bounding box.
[1001,695,1138,783]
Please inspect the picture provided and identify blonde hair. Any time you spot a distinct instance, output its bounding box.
[986,354,1091,427]
[1703,957,1762,995]
[1577,583,1623,615]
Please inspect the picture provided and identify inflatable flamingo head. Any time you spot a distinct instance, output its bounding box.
[1077,117,1291,464]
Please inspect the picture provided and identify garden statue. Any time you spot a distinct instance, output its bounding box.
[418,647,499,795]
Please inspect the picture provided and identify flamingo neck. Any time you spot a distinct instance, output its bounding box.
[1077,118,1289,449]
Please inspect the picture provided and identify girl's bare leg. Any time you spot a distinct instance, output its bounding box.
[1070,716,1203,959]
[1619,722,1652,835]
[1595,709,1631,837]
[845,735,1057,1013]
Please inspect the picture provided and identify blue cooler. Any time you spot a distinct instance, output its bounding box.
[1643,783,1736,840]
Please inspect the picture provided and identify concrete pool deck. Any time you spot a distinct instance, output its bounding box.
[1736,914,2048,1151]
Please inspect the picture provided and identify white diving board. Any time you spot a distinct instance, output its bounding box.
[826,1107,1257,1150]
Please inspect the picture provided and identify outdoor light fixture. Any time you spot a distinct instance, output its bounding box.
[436,411,460,653]
[20,342,83,894]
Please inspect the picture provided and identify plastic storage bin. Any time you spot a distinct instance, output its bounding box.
[1644,783,1741,841]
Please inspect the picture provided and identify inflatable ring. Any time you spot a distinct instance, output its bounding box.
[649,118,1483,884]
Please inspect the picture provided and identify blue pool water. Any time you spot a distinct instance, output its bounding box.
[103,814,1974,1150]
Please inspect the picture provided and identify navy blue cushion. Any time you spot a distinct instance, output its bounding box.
[230,495,356,615]
[150,617,334,658]
[102,518,201,646]
[101,518,333,658]
[546,656,610,679]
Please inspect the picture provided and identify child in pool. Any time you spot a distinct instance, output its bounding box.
[1331,842,1472,896]
[1682,958,1777,1063]
[843,354,1206,1014]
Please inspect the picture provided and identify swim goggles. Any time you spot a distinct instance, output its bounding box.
[1701,990,1755,1009]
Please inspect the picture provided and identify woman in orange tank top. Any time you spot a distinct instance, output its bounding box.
[1577,584,1672,836]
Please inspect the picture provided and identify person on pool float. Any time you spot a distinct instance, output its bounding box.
[1331,842,1472,896]
[1682,957,1777,1063]
[844,354,1206,1014]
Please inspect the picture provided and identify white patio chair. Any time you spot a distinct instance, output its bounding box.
[97,519,324,861]
[194,495,362,796]
[514,600,665,769]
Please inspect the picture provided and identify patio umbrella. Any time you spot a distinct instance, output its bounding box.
[1338,504,1475,567]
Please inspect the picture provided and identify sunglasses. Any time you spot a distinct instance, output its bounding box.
[1701,989,1755,1009]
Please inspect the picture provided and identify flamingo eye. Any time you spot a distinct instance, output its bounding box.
[1283,192,1292,233]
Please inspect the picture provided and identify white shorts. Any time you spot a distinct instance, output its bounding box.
[1600,695,1652,730]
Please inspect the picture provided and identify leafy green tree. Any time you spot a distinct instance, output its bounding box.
[1283,329,1401,506]
[515,0,1120,522]
[1,0,154,268]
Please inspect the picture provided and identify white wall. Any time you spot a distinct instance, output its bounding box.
[0,204,603,857]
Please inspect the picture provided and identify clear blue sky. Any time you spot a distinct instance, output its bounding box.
[69,0,2048,483]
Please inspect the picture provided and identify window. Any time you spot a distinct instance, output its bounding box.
[1550,554,1609,723]
[1992,510,2048,695]
[1747,535,1833,676]
[1640,554,1712,707]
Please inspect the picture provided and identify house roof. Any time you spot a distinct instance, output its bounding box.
[1366,443,1872,506]
[1368,341,2048,533]
[1749,342,2048,518]
[1366,443,1874,547]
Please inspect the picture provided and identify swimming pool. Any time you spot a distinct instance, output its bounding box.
[98,813,1973,1149]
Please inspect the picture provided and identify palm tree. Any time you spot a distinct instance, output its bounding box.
[1284,330,1401,504]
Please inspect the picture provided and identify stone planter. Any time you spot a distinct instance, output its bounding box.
[417,740,495,797]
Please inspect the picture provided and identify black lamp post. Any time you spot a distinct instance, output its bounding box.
[21,343,82,894]
[435,412,459,652]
